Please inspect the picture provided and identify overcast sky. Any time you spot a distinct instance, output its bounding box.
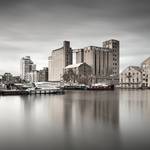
[0,0,150,75]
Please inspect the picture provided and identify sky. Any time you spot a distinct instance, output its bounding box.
[0,0,150,75]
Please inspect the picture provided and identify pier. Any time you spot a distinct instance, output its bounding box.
[0,89,64,96]
[28,89,64,95]
[0,90,29,96]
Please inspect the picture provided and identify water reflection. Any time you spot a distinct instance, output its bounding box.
[20,90,120,129]
[1,90,150,150]
[19,91,120,150]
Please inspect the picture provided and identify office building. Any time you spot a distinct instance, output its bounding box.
[20,56,36,81]
[26,70,40,83]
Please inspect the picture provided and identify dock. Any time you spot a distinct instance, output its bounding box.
[28,89,64,95]
[0,90,29,96]
[0,89,64,96]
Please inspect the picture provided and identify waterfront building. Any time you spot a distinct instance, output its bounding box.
[120,66,142,88]
[20,56,36,81]
[76,46,113,83]
[26,70,39,83]
[48,41,72,81]
[13,76,22,83]
[39,67,48,82]
[2,73,14,83]
[0,75,2,83]
[141,57,150,87]
[103,39,120,84]
[64,63,92,84]
[76,49,84,64]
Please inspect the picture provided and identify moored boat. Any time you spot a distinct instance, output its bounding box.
[87,83,114,90]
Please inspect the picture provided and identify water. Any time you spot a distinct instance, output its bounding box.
[0,89,150,150]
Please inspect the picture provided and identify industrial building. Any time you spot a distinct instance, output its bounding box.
[48,39,120,85]
[48,41,72,81]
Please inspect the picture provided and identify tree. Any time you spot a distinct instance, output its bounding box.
[63,69,77,84]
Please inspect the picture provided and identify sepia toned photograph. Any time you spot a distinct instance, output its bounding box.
[0,0,150,150]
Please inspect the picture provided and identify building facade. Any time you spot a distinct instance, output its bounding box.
[39,67,48,82]
[141,57,150,87]
[64,63,92,85]
[76,46,113,83]
[20,56,36,81]
[26,70,40,83]
[103,39,120,84]
[76,49,84,64]
[120,66,142,88]
[48,41,72,81]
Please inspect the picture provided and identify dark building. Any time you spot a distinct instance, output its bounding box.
[103,39,120,84]
[2,73,13,83]
[39,67,48,82]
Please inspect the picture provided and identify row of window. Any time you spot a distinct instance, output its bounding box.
[121,78,139,83]
[123,72,139,76]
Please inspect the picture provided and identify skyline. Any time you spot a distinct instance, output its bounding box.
[0,0,150,75]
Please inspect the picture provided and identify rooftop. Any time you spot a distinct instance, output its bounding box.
[141,57,150,65]
[65,63,84,69]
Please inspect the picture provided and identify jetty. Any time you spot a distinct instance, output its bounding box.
[0,90,29,96]
[28,89,64,95]
[0,89,64,96]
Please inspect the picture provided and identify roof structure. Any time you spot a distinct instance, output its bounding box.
[65,63,83,69]
[121,66,142,74]
[130,66,142,72]
[141,57,150,65]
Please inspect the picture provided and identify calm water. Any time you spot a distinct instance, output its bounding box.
[0,89,150,150]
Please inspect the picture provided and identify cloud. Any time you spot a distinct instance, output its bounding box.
[0,0,150,74]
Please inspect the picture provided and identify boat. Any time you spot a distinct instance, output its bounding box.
[87,83,114,90]
[61,85,87,90]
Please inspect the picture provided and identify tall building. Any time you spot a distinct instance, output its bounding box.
[39,67,48,82]
[76,46,113,83]
[76,49,84,64]
[20,56,36,81]
[103,39,120,84]
[48,41,72,81]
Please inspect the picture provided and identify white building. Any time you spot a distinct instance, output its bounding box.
[120,66,142,88]
[48,41,72,81]
[141,57,150,87]
[20,56,36,81]
[26,70,39,83]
